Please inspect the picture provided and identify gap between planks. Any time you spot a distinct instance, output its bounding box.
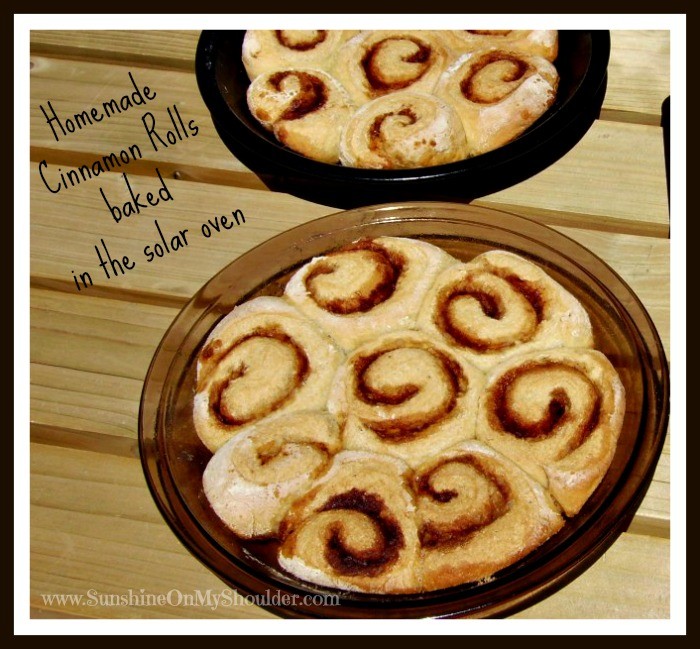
[29,147,670,240]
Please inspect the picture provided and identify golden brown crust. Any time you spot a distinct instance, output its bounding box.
[198,240,626,593]
[476,348,626,516]
[434,48,559,156]
[414,440,564,590]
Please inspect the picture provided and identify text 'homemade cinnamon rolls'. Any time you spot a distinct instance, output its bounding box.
[242,30,560,167]
[194,296,343,452]
[195,237,626,594]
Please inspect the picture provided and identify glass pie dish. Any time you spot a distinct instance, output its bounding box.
[138,202,669,618]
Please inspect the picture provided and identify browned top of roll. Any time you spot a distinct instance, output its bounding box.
[487,360,601,451]
[303,239,405,315]
[274,30,328,51]
[205,325,310,427]
[414,454,511,548]
[318,488,405,576]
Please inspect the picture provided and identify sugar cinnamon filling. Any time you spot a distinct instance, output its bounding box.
[434,272,545,352]
[304,240,404,314]
[319,488,404,576]
[274,30,328,51]
[208,326,310,427]
[361,36,433,93]
[460,51,534,104]
[488,360,602,448]
[415,455,511,548]
[352,343,468,441]
[267,71,329,121]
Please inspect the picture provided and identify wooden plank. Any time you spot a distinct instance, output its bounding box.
[30,30,200,71]
[30,55,668,236]
[601,30,670,125]
[30,444,668,618]
[475,121,668,237]
[29,288,670,534]
[30,30,670,123]
[29,169,671,318]
[513,532,669,619]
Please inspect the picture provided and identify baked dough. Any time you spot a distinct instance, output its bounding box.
[339,91,471,169]
[417,249,593,370]
[197,239,626,593]
[203,411,341,538]
[279,451,420,593]
[247,68,354,163]
[194,296,343,452]
[242,30,359,80]
[435,48,559,155]
[285,236,455,351]
[328,330,484,467]
[476,348,626,516]
[414,440,564,590]
[331,30,452,106]
[442,30,559,61]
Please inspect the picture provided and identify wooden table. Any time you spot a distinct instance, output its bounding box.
[28,30,671,620]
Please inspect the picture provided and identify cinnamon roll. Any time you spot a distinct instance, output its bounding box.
[332,30,452,106]
[328,331,484,467]
[435,48,559,155]
[246,68,355,163]
[193,297,343,452]
[476,348,626,516]
[416,250,593,370]
[203,411,341,538]
[442,30,559,61]
[413,440,564,590]
[242,30,358,80]
[339,91,471,169]
[278,451,420,593]
[284,236,455,351]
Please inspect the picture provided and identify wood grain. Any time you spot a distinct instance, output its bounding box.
[28,287,670,536]
[26,29,673,621]
[30,30,200,71]
[30,444,669,619]
[602,30,670,125]
[29,56,668,236]
[29,30,670,124]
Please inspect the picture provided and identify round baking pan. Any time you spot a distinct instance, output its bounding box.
[195,30,610,208]
[139,202,668,618]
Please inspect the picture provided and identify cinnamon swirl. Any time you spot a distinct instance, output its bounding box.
[328,331,484,467]
[442,30,559,61]
[435,47,559,155]
[193,296,343,452]
[284,236,455,351]
[203,411,341,538]
[413,440,564,589]
[339,91,471,169]
[278,451,420,593]
[246,68,354,163]
[242,30,358,80]
[332,30,451,106]
[476,348,626,516]
[417,250,593,370]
